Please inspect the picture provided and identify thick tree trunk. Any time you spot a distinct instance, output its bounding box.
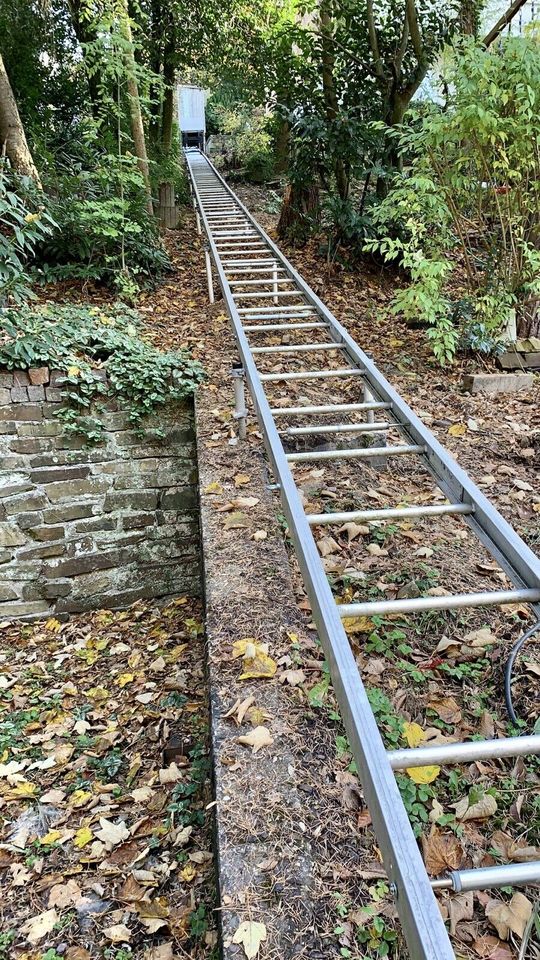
[278,181,319,244]
[0,54,41,185]
[274,118,290,174]
[319,0,348,201]
[517,300,540,339]
[119,0,154,215]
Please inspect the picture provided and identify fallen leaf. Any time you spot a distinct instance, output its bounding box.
[21,908,58,944]
[253,529,267,541]
[224,511,251,530]
[422,829,463,875]
[159,763,183,784]
[237,726,274,753]
[486,893,532,940]
[10,862,31,886]
[456,793,497,821]
[116,672,135,687]
[232,920,267,959]
[104,923,132,943]
[338,521,370,540]
[407,765,440,784]
[428,695,462,724]
[74,826,93,849]
[234,473,251,487]
[448,891,474,935]
[279,669,306,686]
[473,934,513,959]
[204,481,223,495]
[403,721,425,748]
[448,423,467,437]
[48,878,82,909]
[95,817,130,850]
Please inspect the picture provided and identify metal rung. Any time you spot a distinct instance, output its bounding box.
[271,401,391,416]
[245,322,328,332]
[338,588,540,619]
[233,291,307,299]
[238,306,314,314]
[261,367,365,382]
[388,734,540,771]
[252,342,343,354]
[307,503,474,525]
[226,267,288,275]
[431,862,540,894]
[229,278,294,287]
[287,444,422,462]
[242,315,318,323]
[222,260,278,267]
[284,421,389,436]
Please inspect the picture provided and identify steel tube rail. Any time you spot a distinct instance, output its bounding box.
[307,503,474,525]
[388,734,540,770]
[185,148,456,960]
[431,863,540,893]
[187,148,540,611]
[338,588,540,619]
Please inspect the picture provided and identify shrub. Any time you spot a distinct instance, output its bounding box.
[0,165,57,305]
[35,153,171,296]
[0,303,204,441]
[366,36,540,362]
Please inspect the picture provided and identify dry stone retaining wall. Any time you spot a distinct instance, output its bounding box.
[0,367,201,619]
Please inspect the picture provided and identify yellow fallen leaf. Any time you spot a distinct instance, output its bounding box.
[234,473,251,487]
[116,673,135,688]
[69,789,93,808]
[86,686,108,700]
[40,829,63,845]
[9,780,38,799]
[45,617,62,633]
[74,826,93,848]
[342,615,375,635]
[448,423,467,437]
[240,650,277,680]
[406,765,441,784]
[180,863,196,882]
[403,721,426,748]
[204,481,223,495]
[232,920,267,959]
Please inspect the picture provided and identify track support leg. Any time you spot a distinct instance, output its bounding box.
[231,364,247,440]
[205,247,215,303]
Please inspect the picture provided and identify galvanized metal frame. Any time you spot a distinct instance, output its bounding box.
[185,148,540,960]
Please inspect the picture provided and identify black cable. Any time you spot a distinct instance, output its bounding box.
[504,621,540,727]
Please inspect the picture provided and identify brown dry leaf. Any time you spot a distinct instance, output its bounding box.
[486,893,533,940]
[104,923,132,943]
[428,695,462,724]
[463,627,496,648]
[279,669,306,686]
[159,763,183,784]
[448,891,474,936]
[10,863,31,885]
[232,920,267,959]
[456,793,498,821]
[422,829,463,875]
[21,908,58,944]
[95,817,130,849]
[490,829,539,863]
[224,511,251,530]
[237,726,274,753]
[232,496,259,508]
[118,874,146,902]
[144,944,174,960]
[66,948,92,960]
[338,521,370,540]
[253,529,267,541]
[473,935,513,959]
[318,535,340,557]
[366,542,388,556]
[48,878,82,908]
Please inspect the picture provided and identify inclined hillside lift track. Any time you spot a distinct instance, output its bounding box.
[184,148,540,960]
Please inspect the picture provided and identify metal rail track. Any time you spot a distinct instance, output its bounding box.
[184,147,540,960]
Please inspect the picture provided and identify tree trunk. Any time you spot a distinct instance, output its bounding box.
[274,118,290,174]
[277,181,319,244]
[516,300,540,339]
[0,54,41,185]
[118,0,154,215]
[319,0,348,201]
[161,43,175,153]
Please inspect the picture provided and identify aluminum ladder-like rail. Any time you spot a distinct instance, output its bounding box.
[184,148,540,960]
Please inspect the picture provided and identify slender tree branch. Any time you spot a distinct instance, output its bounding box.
[483,0,529,47]
[406,0,424,64]
[366,0,385,80]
